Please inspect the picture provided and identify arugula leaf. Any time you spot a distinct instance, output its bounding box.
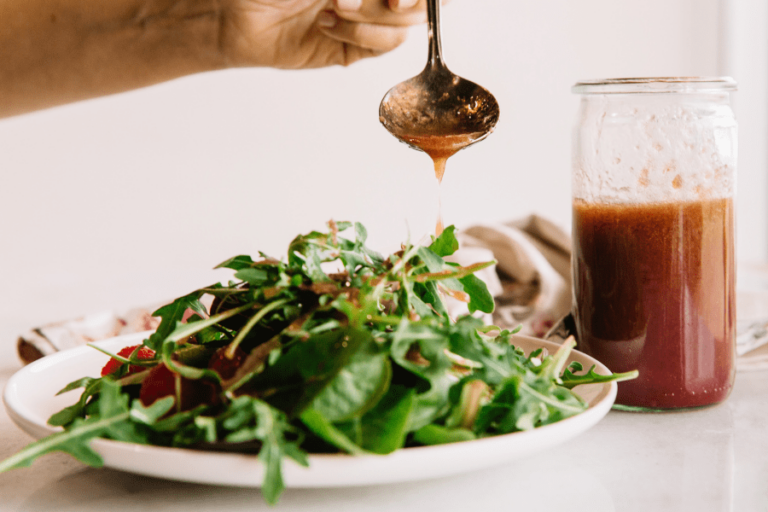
[152,405,207,433]
[0,380,135,473]
[0,414,113,473]
[145,291,209,352]
[412,281,449,318]
[130,397,175,424]
[48,377,102,427]
[222,397,308,505]
[561,364,639,389]
[416,247,464,292]
[216,255,255,271]
[458,274,494,314]
[389,320,455,430]
[235,268,270,286]
[98,379,149,444]
[55,376,99,396]
[354,222,367,245]
[444,379,490,430]
[474,369,585,434]
[412,246,495,314]
[428,225,459,257]
[287,231,332,282]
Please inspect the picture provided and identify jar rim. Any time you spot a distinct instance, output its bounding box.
[572,77,737,94]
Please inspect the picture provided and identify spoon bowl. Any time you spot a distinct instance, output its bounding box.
[379,0,499,154]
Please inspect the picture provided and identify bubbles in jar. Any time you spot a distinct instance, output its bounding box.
[573,97,737,204]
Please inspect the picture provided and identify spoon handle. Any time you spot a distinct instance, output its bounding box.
[426,0,445,69]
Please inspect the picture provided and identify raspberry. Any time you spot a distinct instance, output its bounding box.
[139,363,217,411]
[208,346,247,380]
[100,345,155,377]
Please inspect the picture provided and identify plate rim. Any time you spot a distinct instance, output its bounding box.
[3,331,616,488]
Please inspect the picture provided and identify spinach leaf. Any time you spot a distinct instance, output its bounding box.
[413,424,476,445]
[244,327,372,417]
[358,386,414,454]
[310,350,391,423]
[299,409,368,455]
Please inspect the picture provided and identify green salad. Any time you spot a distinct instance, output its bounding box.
[0,221,636,504]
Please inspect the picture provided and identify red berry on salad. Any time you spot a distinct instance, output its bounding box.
[139,363,216,411]
[100,345,155,377]
[208,346,247,380]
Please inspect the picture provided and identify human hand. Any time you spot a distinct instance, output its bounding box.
[0,0,448,117]
[218,0,445,69]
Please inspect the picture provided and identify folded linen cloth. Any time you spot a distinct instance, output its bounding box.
[16,215,768,373]
[17,306,161,365]
[445,215,572,338]
[737,341,768,371]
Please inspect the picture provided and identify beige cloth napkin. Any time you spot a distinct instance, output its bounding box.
[446,215,572,338]
[736,320,768,371]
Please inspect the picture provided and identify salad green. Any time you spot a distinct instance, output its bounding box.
[0,221,636,504]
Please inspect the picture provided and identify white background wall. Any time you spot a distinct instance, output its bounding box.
[721,0,768,266]
[1,0,762,329]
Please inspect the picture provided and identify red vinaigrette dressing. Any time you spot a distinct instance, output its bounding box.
[398,132,483,235]
[572,197,736,409]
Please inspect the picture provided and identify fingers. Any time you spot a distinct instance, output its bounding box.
[335,0,363,10]
[317,11,409,55]
[332,0,451,27]
[313,0,451,67]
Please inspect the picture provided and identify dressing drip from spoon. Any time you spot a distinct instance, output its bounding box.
[379,0,500,233]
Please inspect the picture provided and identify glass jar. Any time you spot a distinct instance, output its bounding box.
[571,77,737,411]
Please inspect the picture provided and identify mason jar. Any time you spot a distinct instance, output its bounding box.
[571,77,737,411]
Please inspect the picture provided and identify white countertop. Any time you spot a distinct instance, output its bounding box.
[1,275,767,511]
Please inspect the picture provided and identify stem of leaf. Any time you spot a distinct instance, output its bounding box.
[167,302,255,343]
[225,298,291,359]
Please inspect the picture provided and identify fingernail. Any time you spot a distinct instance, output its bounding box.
[336,0,362,11]
[317,11,337,28]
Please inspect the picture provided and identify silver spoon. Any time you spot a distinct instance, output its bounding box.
[379,0,500,156]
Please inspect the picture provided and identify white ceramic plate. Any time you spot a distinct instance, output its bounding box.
[4,332,616,488]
